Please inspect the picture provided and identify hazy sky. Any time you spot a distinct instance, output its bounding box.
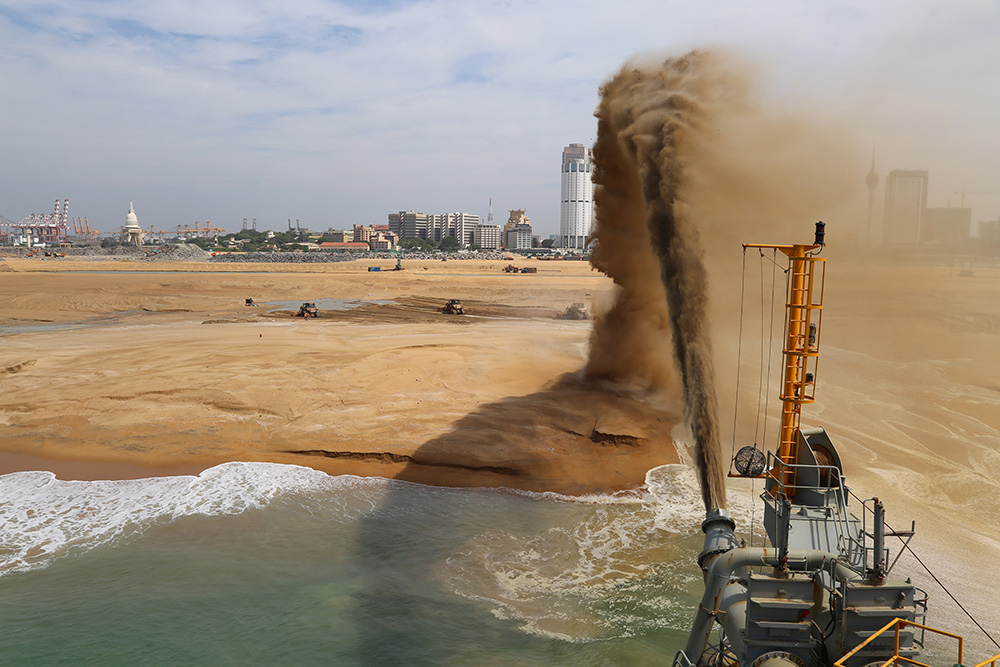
[2,0,998,235]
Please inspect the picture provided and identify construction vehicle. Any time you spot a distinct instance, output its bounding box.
[245,298,256,307]
[502,264,518,273]
[295,302,319,318]
[440,299,464,315]
[557,303,591,320]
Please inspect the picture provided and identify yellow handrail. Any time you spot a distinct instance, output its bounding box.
[975,654,1000,667]
[833,617,967,667]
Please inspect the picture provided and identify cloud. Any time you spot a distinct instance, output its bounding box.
[0,0,998,233]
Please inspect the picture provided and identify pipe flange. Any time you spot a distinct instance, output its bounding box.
[751,650,806,667]
[696,546,735,570]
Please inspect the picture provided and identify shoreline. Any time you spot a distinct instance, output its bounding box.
[5,255,994,496]
[0,451,213,481]
[0,258,681,494]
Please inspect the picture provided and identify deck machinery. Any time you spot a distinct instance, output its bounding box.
[675,223,927,667]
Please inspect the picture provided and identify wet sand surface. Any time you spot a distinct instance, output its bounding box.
[0,256,680,494]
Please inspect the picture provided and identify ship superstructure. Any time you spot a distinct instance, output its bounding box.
[675,224,932,667]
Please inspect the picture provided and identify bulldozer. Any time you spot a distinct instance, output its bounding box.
[296,302,319,318]
[440,299,464,315]
[556,303,590,320]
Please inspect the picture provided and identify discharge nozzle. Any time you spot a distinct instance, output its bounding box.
[697,508,739,571]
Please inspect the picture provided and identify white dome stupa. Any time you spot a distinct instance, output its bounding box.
[121,201,145,245]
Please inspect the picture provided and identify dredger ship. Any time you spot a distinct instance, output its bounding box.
[674,223,997,667]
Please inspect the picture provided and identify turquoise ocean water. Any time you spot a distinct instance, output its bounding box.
[0,462,752,666]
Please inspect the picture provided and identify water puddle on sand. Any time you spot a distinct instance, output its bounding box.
[263,298,395,313]
[0,322,90,335]
[0,310,162,336]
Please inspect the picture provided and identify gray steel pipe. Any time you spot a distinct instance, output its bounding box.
[684,512,859,664]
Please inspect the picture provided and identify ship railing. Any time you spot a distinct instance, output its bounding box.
[832,617,997,667]
[673,634,737,667]
[765,452,864,565]
[671,649,696,667]
[913,588,929,644]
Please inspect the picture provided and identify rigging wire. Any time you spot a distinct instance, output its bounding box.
[761,248,782,447]
[848,488,1000,650]
[754,250,767,444]
[730,247,749,473]
[899,542,1000,650]
[730,248,757,545]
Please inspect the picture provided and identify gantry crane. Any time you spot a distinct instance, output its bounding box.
[71,217,102,241]
[174,221,226,238]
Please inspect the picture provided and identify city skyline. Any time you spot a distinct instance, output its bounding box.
[2,1,1000,235]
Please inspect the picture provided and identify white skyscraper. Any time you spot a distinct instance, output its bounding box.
[883,170,928,245]
[560,143,593,249]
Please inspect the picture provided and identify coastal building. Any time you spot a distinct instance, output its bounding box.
[369,232,398,251]
[505,226,532,250]
[560,144,593,250]
[387,212,479,247]
[352,224,374,244]
[454,214,480,247]
[503,210,533,250]
[474,224,502,250]
[353,224,399,250]
[388,211,429,240]
[427,215,446,242]
[428,213,480,247]
[325,229,354,243]
[883,170,928,245]
[503,210,532,250]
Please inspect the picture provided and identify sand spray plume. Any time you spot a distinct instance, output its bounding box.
[587,51,728,511]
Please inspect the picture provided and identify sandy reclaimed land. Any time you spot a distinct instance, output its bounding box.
[4,249,1000,643]
[0,256,682,494]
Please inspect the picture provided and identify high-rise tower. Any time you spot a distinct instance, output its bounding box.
[883,170,928,245]
[560,144,593,250]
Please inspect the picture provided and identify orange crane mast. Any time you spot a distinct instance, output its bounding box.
[743,222,826,490]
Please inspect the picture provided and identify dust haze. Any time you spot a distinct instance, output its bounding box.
[585,50,863,511]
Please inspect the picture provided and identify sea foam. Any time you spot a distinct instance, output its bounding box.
[0,461,387,575]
